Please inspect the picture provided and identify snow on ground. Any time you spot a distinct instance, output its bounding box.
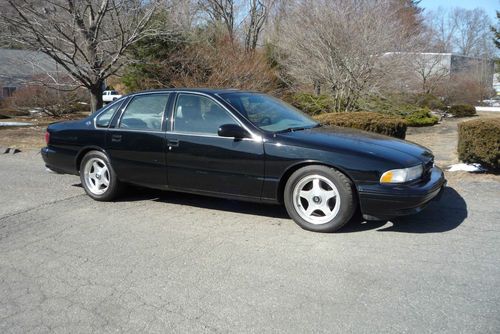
[447,163,486,172]
[0,122,33,127]
[475,106,500,112]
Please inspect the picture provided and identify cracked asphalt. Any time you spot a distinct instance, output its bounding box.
[1,151,499,333]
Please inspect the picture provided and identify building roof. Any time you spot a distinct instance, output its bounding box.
[0,48,62,87]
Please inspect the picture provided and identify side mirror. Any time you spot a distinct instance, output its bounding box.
[218,124,249,139]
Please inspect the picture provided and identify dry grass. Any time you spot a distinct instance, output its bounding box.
[0,113,89,151]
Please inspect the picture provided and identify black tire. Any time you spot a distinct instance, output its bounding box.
[79,150,122,201]
[284,165,357,232]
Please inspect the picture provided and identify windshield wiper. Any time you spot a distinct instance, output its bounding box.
[275,124,321,134]
[274,127,307,134]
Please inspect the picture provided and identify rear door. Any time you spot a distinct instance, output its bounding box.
[106,93,170,188]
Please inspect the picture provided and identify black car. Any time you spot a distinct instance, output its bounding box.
[41,89,446,232]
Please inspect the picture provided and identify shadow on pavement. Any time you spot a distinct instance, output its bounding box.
[75,183,467,233]
[119,186,290,219]
[340,186,467,233]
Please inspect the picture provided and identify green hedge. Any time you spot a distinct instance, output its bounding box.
[314,112,407,139]
[405,109,439,127]
[449,104,476,117]
[358,95,438,127]
[288,92,335,115]
[458,119,500,170]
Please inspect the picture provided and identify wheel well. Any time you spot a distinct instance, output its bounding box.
[75,147,105,171]
[277,162,359,205]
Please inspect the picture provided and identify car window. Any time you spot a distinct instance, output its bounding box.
[174,94,238,134]
[119,94,168,131]
[96,103,120,128]
[219,93,317,132]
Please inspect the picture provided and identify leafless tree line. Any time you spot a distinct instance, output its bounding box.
[0,0,496,113]
[425,7,495,57]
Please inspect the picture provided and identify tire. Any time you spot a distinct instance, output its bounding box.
[80,150,122,201]
[284,165,357,232]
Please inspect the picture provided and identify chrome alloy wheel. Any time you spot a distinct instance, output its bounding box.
[292,174,341,225]
[83,157,110,195]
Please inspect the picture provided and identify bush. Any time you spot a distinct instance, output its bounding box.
[414,94,447,111]
[314,111,407,139]
[449,104,476,118]
[4,86,89,117]
[288,92,335,115]
[405,108,439,127]
[458,119,500,170]
[358,94,438,127]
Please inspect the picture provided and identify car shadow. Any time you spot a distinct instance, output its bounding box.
[117,186,291,219]
[339,186,467,233]
[73,183,467,233]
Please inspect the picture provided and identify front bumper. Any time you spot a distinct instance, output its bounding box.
[358,166,446,219]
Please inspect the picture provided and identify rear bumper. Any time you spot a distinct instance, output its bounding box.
[358,166,446,219]
[41,147,74,174]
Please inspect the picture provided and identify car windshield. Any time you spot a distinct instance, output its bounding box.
[218,92,318,132]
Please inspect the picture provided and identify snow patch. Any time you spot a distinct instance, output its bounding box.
[0,122,33,127]
[447,163,485,172]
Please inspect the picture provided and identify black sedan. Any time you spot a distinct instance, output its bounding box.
[42,89,446,232]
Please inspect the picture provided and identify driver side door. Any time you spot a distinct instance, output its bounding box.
[165,93,265,199]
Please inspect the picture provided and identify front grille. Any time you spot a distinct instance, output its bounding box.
[423,158,434,179]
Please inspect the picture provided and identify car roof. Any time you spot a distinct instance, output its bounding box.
[132,88,260,96]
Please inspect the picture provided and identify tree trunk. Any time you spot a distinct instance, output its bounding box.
[89,84,104,114]
[314,80,321,95]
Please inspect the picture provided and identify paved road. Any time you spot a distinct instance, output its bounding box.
[1,151,499,333]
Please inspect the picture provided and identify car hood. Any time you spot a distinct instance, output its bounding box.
[275,126,434,167]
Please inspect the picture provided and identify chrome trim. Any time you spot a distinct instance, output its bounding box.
[107,128,164,134]
[168,131,262,142]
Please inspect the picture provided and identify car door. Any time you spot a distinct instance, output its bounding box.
[165,93,265,199]
[106,93,170,188]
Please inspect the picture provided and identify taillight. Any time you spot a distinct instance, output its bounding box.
[45,131,50,145]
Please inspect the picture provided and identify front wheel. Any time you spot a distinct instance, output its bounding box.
[284,165,357,232]
[80,151,122,201]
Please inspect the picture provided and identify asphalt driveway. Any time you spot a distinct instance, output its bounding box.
[1,151,499,333]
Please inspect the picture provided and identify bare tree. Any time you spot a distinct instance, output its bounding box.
[452,8,494,57]
[276,0,418,111]
[243,0,272,52]
[412,53,450,94]
[0,0,172,112]
[425,8,456,53]
[426,7,495,57]
[199,0,236,41]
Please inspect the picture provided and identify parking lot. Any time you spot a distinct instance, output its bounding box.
[1,151,499,333]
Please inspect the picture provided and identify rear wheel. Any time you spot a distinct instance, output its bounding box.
[80,151,122,201]
[284,165,356,232]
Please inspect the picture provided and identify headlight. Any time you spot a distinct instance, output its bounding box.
[380,164,423,184]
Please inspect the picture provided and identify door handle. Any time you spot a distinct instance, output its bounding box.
[167,139,179,147]
[111,134,122,142]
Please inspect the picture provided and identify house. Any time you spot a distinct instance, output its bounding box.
[0,48,64,99]
[383,52,495,91]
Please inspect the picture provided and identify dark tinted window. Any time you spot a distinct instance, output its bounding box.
[119,94,168,131]
[96,103,120,128]
[174,94,237,134]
